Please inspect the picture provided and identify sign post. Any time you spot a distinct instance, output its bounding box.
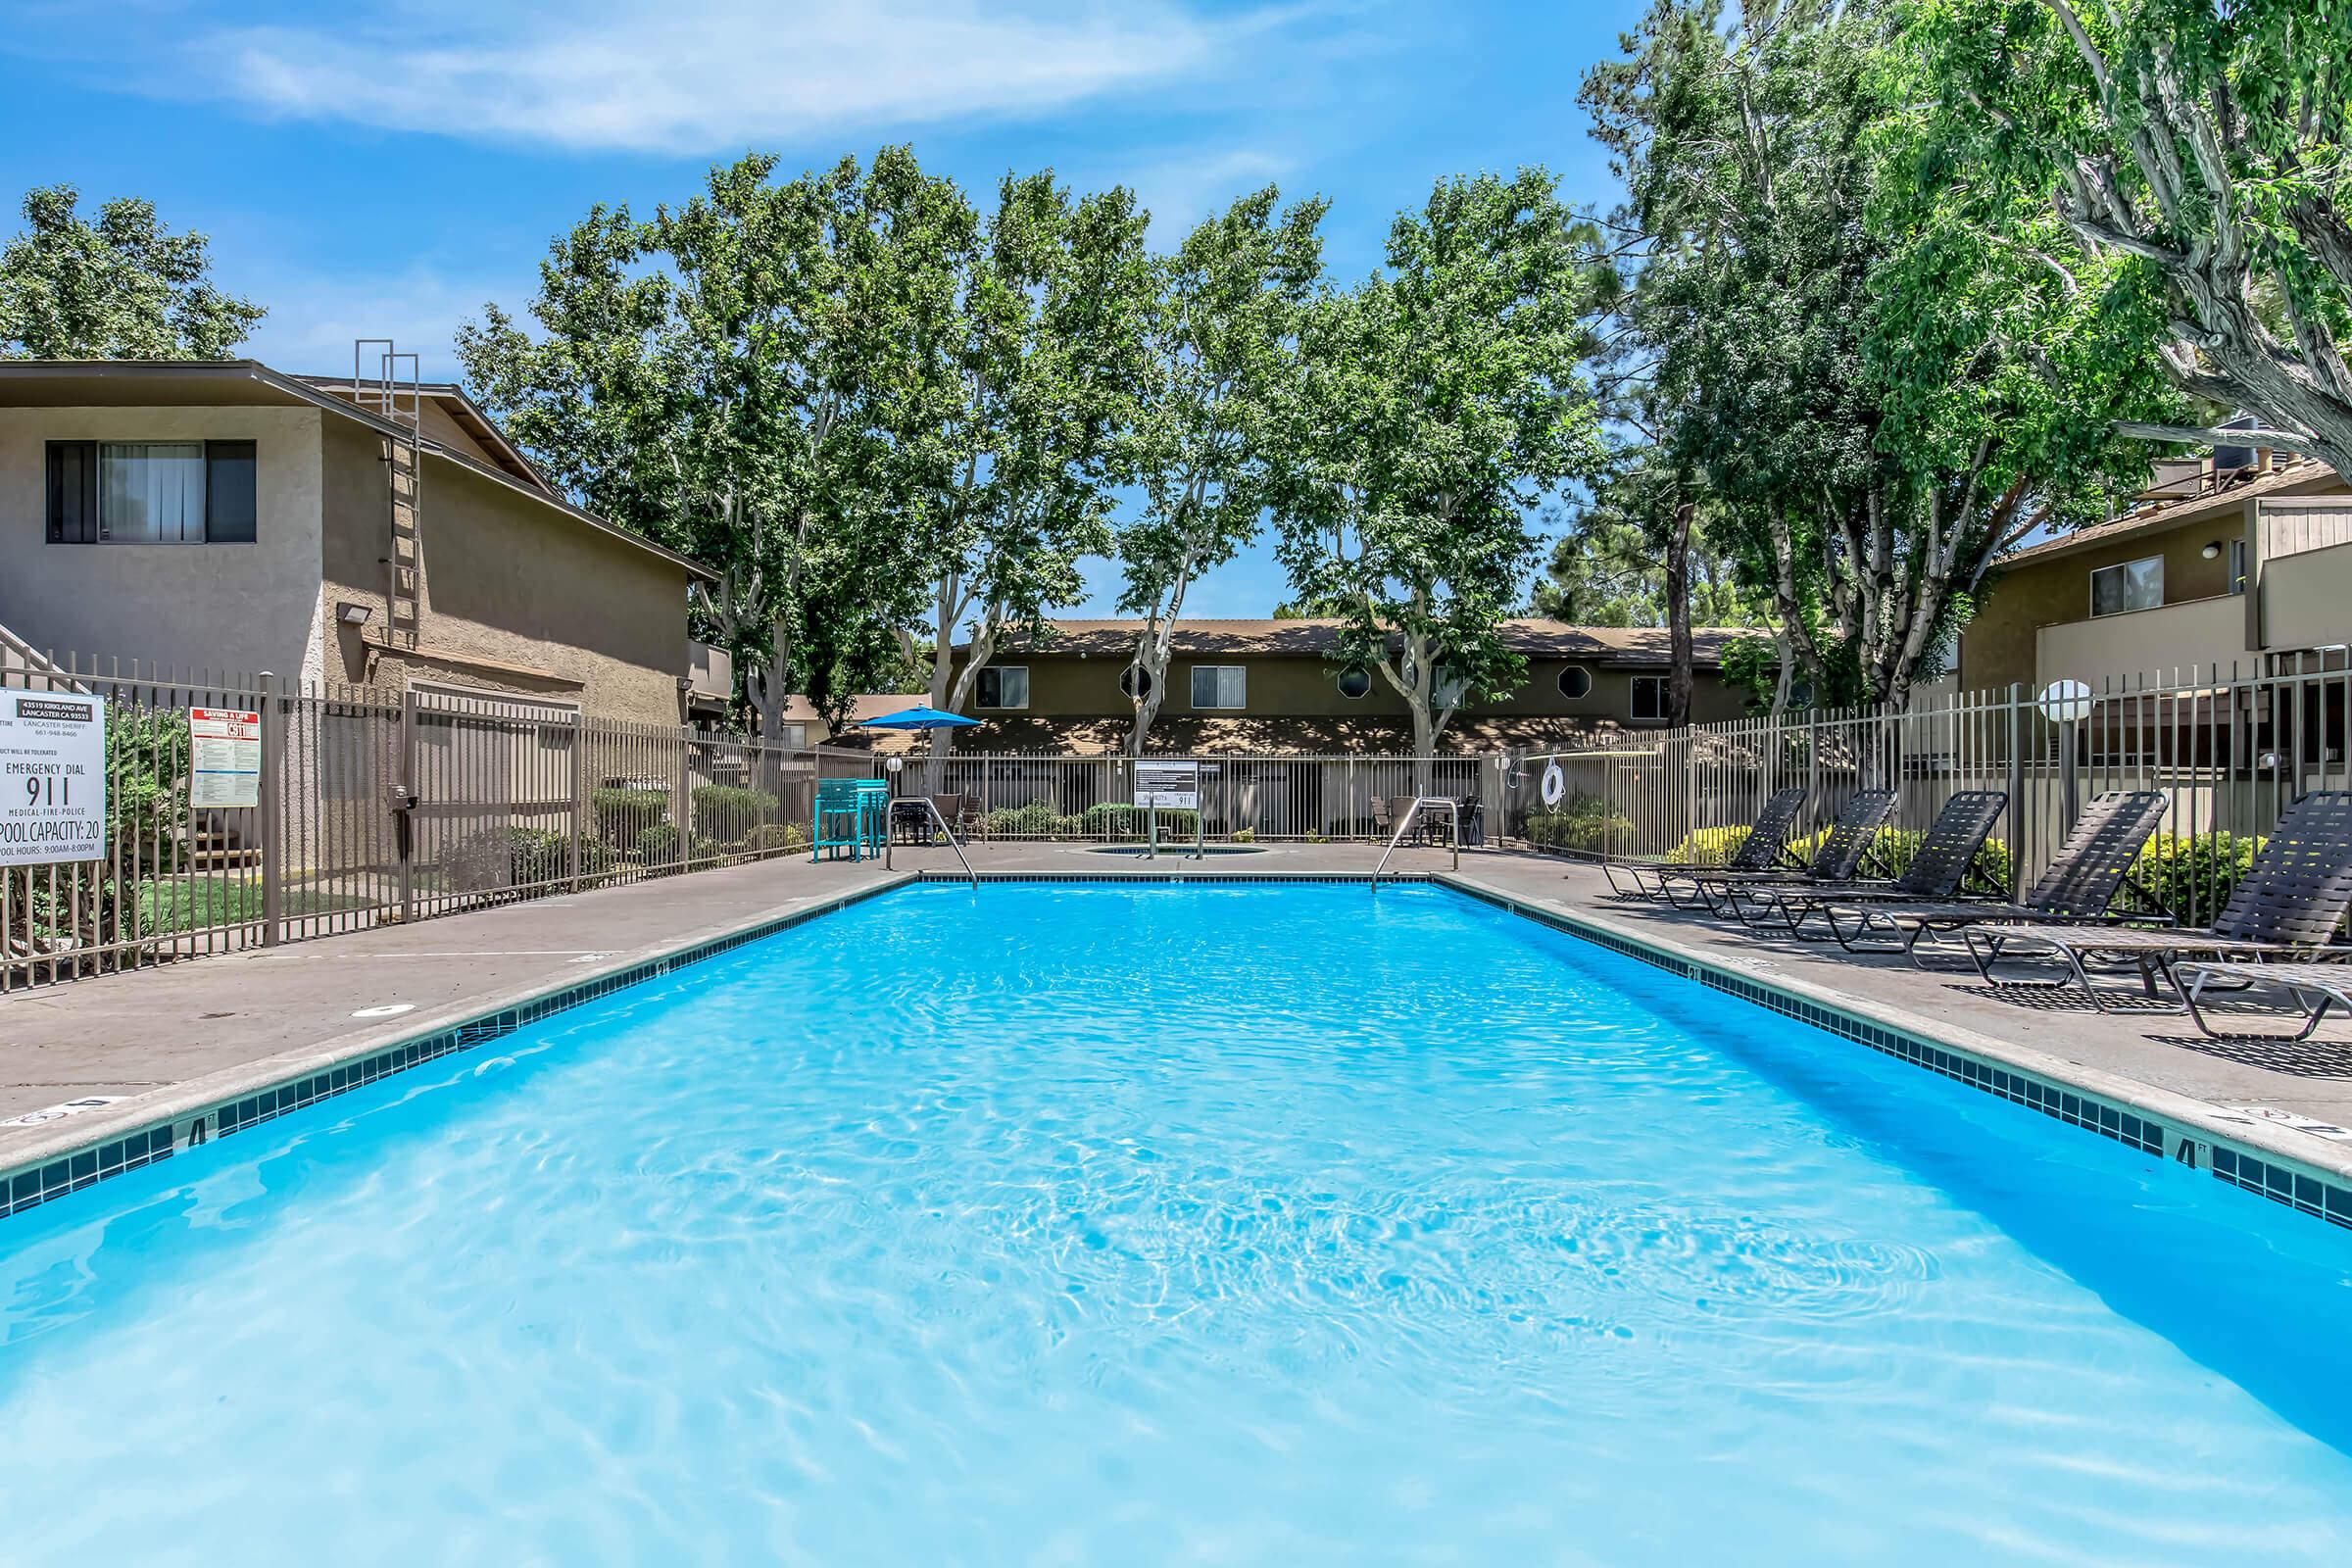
[0,691,107,867]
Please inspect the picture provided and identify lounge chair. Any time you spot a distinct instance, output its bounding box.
[1600,787,1807,900]
[1655,788,1898,913]
[1964,790,2352,1010]
[2171,958,2352,1040]
[1733,790,2010,937]
[1814,790,2167,961]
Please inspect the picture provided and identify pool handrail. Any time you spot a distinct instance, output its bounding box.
[883,795,978,889]
[1373,797,1461,886]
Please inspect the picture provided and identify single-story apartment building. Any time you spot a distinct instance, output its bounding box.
[820,617,1752,754]
[0,358,729,725]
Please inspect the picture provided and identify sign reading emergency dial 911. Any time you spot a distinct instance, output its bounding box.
[0,692,107,866]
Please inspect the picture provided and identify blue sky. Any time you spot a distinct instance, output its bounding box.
[0,0,1648,615]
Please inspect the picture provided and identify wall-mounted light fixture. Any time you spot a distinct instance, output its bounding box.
[2200,540,2224,560]
[336,601,374,625]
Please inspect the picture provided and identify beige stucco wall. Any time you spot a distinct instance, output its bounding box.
[2034,590,2249,688]
[0,405,324,679]
[317,416,691,722]
[2265,538,2352,657]
[1960,514,2245,693]
[959,649,1744,726]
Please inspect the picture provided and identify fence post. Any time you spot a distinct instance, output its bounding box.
[2005,683,2025,903]
[258,670,284,947]
[569,713,589,893]
[398,685,417,925]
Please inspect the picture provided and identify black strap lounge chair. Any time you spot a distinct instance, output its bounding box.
[2173,959,2352,1041]
[1733,790,2010,937]
[1964,790,2352,1010]
[1600,787,1807,900]
[1658,789,1898,913]
[1815,790,2167,961]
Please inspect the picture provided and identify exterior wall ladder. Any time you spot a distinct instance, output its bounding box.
[356,339,424,650]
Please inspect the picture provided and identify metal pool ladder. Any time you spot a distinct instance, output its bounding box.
[1372,797,1461,886]
[883,796,977,890]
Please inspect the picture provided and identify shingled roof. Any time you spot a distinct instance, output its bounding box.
[980,618,1743,665]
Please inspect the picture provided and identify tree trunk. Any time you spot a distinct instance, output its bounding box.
[1125,569,1188,757]
[1664,496,1694,725]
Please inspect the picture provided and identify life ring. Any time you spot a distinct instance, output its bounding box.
[1541,760,1565,807]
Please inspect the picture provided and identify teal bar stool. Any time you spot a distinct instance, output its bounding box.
[852,779,892,858]
[812,778,868,861]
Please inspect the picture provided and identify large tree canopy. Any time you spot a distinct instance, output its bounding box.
[1913,0,2352,469]
[0,185,263,359]
[1270,168,1604,764]
[1115,186,1326,754]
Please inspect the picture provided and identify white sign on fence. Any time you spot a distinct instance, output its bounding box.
[190,707,262,809]
[0,691,107,866]
[1133,760,1199,809]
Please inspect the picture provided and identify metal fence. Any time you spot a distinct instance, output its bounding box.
[1501,658,2352,929]
[2,653,874,994]
[880,752,1498,842]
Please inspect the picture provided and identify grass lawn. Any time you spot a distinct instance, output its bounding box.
[136,878,375,935]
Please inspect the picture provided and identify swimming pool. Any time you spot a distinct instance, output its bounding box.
[2,881,2348,1563]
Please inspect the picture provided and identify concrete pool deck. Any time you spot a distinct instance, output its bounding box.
[3,840,2350,1193]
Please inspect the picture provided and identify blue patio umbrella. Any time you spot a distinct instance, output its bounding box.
[858,706,980,731]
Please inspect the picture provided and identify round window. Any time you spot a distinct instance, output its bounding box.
[1120,664,1154,699]
[1556,664,1593,701]
[1337,668,1371,700]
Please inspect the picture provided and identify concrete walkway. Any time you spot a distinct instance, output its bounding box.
[4,839,2348,1182]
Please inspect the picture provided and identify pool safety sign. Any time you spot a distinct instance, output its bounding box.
[0,692,106,866]
[1133,760,1199,809]
[190,707,262,809]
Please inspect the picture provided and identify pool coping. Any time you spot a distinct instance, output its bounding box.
[4,865,2348,1239]
[1431,870,2352,1231]
[0,873,916,1225]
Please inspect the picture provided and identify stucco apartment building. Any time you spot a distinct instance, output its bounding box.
[0,359,729,725]
[819,617,1752,753]
[1958,451,2352,695]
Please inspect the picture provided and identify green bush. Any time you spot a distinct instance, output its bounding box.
[435,826,611,896]
[1664,824,1753,865]
[978,800,1063,838]
[592,787,668,847]
[1773,823,2014,890]
[744,822,808,855]
[690,782,777,842]
[1080,801,1200,840]
[1231,827,1256,844]
[2132,831,2263,923]
[1522,793,1635,856]
[633,822,680,863]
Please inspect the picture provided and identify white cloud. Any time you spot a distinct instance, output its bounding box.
[132,1,1304,154]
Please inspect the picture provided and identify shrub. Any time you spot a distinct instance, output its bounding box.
[690,782,777,842]
[744,822,807,855]
[978,800,1063,838]
[592,787,668,847]
[1079,801,1200,840]
[1231,827,1255,844]
[2133,831,2263,924]
[1664,824,1752,866]
[436,826,610,896]
[1522,794,1635,856]
[633,822,680,863]
[1779,824,2014,891]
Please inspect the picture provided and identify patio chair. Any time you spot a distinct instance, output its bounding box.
[2171,958,2352,1040]
[1963,790,2352,1010]
[1733,790,2010,937]
[811,778,868,862]
[1812,790,2168,962]
[1656,788,1898,914]
[1601,787,1807,900]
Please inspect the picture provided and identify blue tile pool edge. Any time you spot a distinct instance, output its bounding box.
[4,869,2346,1241]
[0,879,913,1228]
[1430,872,2352,1236]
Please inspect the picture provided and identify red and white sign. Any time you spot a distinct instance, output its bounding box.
[190,707,262,809]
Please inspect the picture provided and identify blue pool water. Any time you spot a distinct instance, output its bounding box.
[2,882,2350,1564]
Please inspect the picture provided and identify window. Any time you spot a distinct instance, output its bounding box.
[1191,664,1247,710]
[2088,556,2163,616]
[1631,675,1669,721]
[975,665,1028,710]
[46,440,257,544]
[1336,667,1371,699]
[1119,664,1153,700]
[1557,664,1593,701]
[2229,539,2248,595]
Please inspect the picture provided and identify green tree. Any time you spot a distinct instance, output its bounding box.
[0,185,263,358]
[1532,482,1766,631]
[899,172,1155,754]
[1269,169,1603,773]
[1115,187,1327,755]
[459,149,966,738]
[1912,0,2352,469]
